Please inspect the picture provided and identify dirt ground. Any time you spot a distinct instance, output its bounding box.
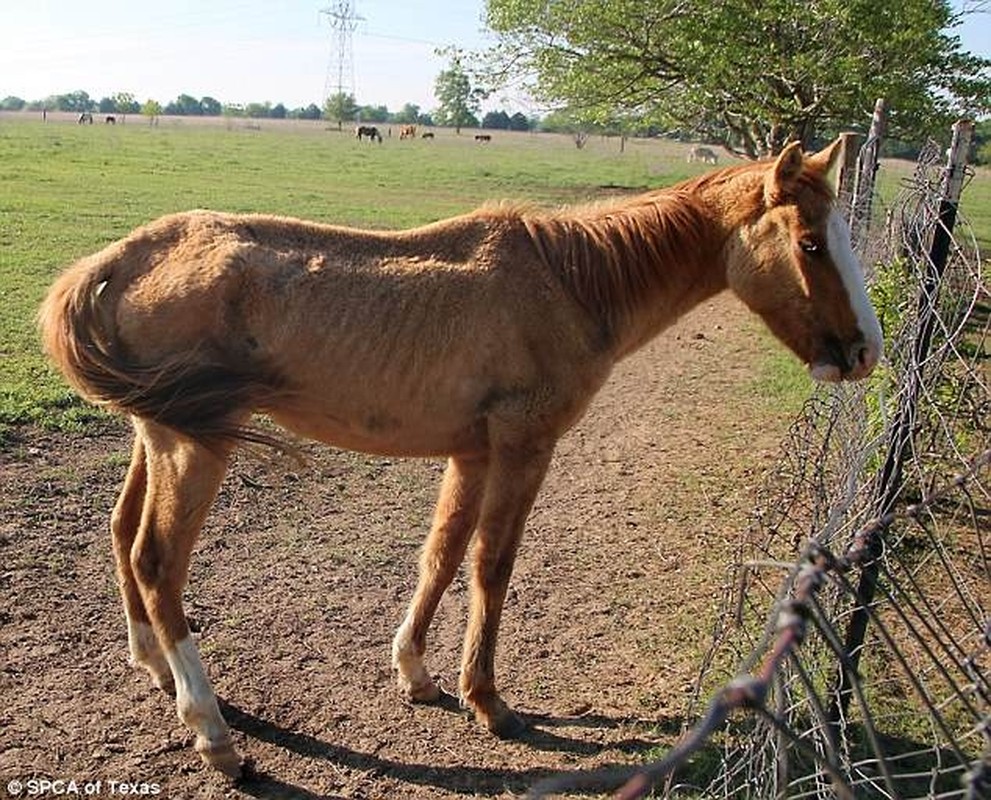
[0,294,795,799]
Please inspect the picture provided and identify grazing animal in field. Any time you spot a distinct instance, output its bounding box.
[399,124,417,140]
[421,131,435,139]
[475,133,492,142]
[687,145,719,164]
[40,138,881,777]
[77,112,93,124]
[355,125,382,143]
[105,115,116,125]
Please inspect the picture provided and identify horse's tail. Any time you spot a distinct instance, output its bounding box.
[39,238,292,454]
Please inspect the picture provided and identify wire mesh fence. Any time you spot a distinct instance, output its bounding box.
[530,123,989,798]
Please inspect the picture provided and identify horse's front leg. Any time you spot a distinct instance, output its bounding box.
[393,454,487,701]
[460,437,554,738]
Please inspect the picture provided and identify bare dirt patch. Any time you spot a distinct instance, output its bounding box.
[1,295,795,799]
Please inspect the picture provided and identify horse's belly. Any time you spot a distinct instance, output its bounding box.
[266,403,488,458]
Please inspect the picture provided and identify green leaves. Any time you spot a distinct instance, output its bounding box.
[483,0,991,157]
[434,48,489,132]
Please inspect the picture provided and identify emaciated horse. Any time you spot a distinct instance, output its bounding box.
[40,138,882,777]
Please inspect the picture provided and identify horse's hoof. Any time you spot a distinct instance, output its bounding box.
[197,738,243,779]
[399,675,441,704]
[481,704,527,739]
[131,658,175,696]
[151,673,176,697]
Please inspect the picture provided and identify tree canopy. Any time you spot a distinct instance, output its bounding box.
[434,48,488,133]
[483,0,991,157]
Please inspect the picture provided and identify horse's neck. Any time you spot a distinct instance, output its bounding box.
[533,188,738,359]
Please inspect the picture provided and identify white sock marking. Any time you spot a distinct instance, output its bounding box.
[165,637,230,747]
[126,619,171,687]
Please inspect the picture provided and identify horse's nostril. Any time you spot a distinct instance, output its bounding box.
[849,340,879,375]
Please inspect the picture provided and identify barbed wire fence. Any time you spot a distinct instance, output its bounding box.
[530,118,989,798]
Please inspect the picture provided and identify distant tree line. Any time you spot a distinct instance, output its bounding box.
[480,110,531,131]
[1,91,326,122]
[0,90,531,132]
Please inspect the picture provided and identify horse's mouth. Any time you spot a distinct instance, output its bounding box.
[809,345,878,382]
[809,361,847,382]
[808,330,884,383]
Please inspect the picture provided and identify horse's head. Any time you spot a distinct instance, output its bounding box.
[725,138,883,382]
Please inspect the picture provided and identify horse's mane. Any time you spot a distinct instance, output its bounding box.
[499,174,742,340]
[488,161,835,341]
[525,193,712,334]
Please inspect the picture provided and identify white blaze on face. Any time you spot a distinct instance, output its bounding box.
[824,210,884,376]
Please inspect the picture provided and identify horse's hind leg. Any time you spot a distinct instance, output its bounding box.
[110,430,171,691]
[129,420,240,776]
[393,454,487,701]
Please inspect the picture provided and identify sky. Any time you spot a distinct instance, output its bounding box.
[1,1,989,115]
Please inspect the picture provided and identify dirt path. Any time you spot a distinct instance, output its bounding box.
[1,294,794,799]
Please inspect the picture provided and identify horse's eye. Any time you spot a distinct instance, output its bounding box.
[799,239,821,255]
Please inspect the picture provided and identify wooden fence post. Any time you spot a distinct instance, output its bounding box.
[849,98,888,244]
[836,132,863,220]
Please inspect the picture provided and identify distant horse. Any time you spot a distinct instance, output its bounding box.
[355,125,382,143]
[399,124,417,140]
[40,138,881,777]
[688,145,719,164]
[105,115,116,125]
[475,134,492,142]
[77,112,93,124]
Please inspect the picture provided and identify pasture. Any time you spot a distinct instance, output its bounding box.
[0,114,724,437]
[0,114,984,798]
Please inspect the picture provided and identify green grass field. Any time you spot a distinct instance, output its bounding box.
[0,117,701,437]
[1,115,986,438]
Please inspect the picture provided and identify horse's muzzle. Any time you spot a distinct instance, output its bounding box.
[811,337,881,382]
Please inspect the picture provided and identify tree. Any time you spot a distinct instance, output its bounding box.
[358,104,390,123]
[975,119,991,166]
[293,103,323,120]
[113,92,138,118]
[141,99,162,125]
[483,0,991,157]
[393,103,421,124]
[508,111,531,131]
[165,94,204,115]
[50,91,93,113]
[482,109,510,129]
[200,96,222,116]
[245,101,272,118]
[434,48,488,133]
[324,92,358,127]
[0,96,25,111]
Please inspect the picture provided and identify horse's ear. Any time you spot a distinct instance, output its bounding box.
[764,141,804,206]
[806,137,844,176]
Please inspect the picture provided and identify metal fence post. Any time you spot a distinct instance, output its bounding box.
[826,119,976,732]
